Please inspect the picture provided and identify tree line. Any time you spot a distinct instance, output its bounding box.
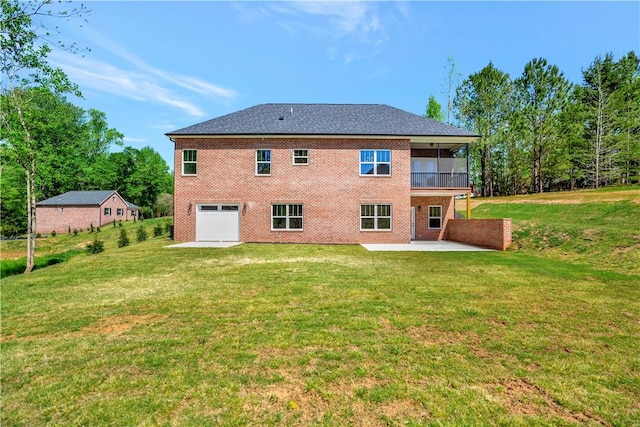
[0,88,173,236]
[1,0,173,243]
[431,52,639,196]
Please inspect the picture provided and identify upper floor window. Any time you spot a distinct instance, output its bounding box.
[360,150,391,176]
[272,204,303,230]
[182,150,197,175]
[360,204,391,231]
[256,149,271,175]
[293,149,309,165]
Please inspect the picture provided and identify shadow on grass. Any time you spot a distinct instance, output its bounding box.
[1,249,84,278]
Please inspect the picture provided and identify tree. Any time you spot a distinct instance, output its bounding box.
[454,62,512,197]
[578,52,640,187]
[0,148,26,236]
[155,193,174,218]
[425,95,444,122]
[443,55,461,125]
[613,52,640,185]
[117,227,129,248]
[513,58,571,193]
[99,146,172,217]
[1,0,87,272]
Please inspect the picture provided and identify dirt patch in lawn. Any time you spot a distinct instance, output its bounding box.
[81,314,167,336]
[485,378,606,425]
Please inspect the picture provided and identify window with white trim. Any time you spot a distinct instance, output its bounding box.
[428,206,442,229]
[272,204,303,230]
[256,149,271,175]
[360,149,391,176]
[117,208,123,216]
[360,204,391,230]
[292,149,309,165]
[182,149,197,175]
[104,207,112,216]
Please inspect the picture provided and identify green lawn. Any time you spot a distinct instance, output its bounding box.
[2,195,639,426]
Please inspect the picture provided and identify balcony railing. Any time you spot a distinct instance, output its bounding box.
[411,172,469,188]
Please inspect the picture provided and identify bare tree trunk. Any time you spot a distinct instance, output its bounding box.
[25,161,36,273]
[595,86,603,189]
[10,89,38,274]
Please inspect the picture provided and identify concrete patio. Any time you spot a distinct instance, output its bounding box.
[165,241,491,251]
[361,241,493,251]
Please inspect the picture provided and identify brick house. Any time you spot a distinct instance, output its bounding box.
[36,190,139,234]
[166,104,511,249]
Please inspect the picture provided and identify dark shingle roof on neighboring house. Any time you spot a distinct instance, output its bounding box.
[166,104,478,138]
[37,190,120,206]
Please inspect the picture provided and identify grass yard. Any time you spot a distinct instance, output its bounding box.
[2,190,639,426]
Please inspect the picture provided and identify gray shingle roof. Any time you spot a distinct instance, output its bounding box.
[167,104,477,137]
[37,191,120,206]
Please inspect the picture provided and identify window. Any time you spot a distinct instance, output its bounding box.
[293,149,309,165]
[256,149,271,175]
[428,206,442,229]
[360,150,391,176]
[104,207,112,216]
[182,149,197,175]
[117,208,123,216]
[360,204,391,230]
[272,204,303,230]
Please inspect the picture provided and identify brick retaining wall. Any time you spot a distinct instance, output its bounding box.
[444,218,512,250]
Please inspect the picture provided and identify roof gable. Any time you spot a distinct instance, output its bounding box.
[36,191,123,206]
[166,104,478,138]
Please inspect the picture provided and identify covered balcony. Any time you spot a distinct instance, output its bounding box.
[410,143,470,190]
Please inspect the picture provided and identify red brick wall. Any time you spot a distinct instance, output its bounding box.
[36,195,134,234]
[444,218,512,250]
[173,138,412,244]
[410,196,455,240]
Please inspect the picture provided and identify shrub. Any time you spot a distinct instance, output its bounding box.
[85,235,104,255]
[96,226,101,232]
[112,220,116,228]
[73,229,79,236]
[119,221,123,228]
[164,222,171,233]
[153,224,163,237]
[136,226,148,243]
[51,230,57,237]
[118,228,130,248]
[90,223,95,233]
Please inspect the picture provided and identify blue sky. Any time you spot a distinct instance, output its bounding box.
[50,1,639,169]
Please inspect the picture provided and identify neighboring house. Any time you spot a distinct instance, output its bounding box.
[166,104,511,249]
[36,190,139,234]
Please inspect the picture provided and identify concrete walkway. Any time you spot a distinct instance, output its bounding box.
[361,241,493,252]
[165,241,243,248]
[165,241,491,252]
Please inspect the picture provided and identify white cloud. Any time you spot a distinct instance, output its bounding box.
[262,1,400,64]
[123,136,147,143]
[49,29,237,118]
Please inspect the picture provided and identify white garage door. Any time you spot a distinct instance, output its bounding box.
[196,205,240,241]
